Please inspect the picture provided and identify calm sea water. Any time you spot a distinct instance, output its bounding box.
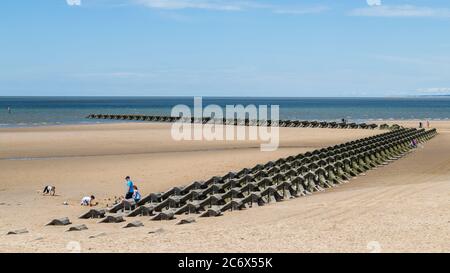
[0,97,449,127]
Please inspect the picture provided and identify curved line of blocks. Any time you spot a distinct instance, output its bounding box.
[86,114,387,129]
[84,128,436,222]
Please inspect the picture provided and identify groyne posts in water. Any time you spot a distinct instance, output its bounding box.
[86,114,382,130]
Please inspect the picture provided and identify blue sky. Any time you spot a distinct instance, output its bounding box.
[1,0,450,97]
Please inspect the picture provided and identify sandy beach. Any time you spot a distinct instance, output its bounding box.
[0,121,449,253]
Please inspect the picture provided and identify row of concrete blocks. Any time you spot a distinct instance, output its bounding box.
[86,114,380,129]
[86,128,436,221]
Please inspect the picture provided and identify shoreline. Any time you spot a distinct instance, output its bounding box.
[1,117,450,130]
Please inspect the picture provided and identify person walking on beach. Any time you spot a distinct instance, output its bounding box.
[7,106,11,114]
[427,120,430,128]
[125,176,134,199]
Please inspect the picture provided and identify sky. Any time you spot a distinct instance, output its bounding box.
[0,0,450,97]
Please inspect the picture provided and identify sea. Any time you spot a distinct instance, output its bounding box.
[0,96,449,128]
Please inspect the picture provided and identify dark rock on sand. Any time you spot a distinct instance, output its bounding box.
[99,215,124,223]
[46,217,71,226]
[151,210,175,221]
[123,220,144,228]
[67,224,88,232]
[79,209,106,219]
[176,217,196,225]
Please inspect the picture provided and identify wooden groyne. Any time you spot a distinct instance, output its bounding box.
[86,114,382,129]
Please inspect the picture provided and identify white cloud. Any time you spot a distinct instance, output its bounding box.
[134,0,242,11]
[273,6,329,15]
[72,72,157,79]
[417,87,450,94]
[134,0,328,14]
[350,5,450,18]
[66,0,82,6]
[373,55,432,65]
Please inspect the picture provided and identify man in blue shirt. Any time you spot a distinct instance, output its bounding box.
[125,176,134,199]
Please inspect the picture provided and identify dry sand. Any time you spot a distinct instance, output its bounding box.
[0,122,449,253]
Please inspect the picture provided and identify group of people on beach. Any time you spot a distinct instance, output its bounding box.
[42,176,142,207]
[419,121,430,129]
[79,176,141,207]
[124,176,142,203]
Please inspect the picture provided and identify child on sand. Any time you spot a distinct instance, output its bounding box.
[132,185,141,203]
[42,185,56,196]
[81,195,96,206]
